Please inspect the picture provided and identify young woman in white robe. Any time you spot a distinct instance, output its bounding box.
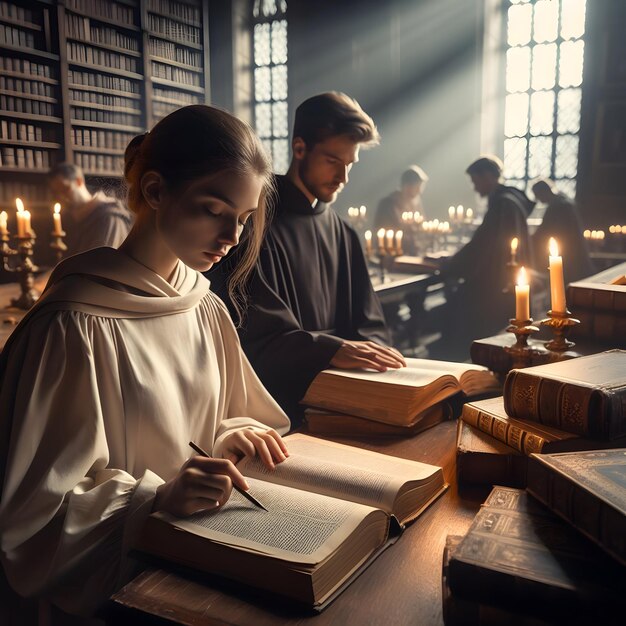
[0,105,291,619]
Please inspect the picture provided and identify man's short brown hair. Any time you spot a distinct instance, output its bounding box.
[293,92,380,148]
[466,155,503,178]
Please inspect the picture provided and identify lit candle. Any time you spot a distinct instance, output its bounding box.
[23,209,32,236]
[583,229,591,239]
[364,230,372,257]
[15,198,25,237]
[53,202,63,235]
[414,211,421,223]
[466,208,473,221]
[448,206,455,220]
[359,205,366,218]
[395,230,403,255]
[377,228,385,252]
[515,266,530,321]
[386,229,394,254]
[0,210,7,236]
[510,237,518,263]
[548,237,566,313]
[456,205,464,220]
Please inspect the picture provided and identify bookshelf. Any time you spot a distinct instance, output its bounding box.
[0,0,210,207]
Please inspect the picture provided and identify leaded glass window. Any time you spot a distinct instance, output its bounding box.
[252,1,289,174]
[504,0,586,195]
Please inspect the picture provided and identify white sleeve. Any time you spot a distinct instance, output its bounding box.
[210,296,291,458]
[0,313,163,616]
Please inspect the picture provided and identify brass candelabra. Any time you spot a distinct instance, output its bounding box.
[539,309,581,351]
[2,229,66,310]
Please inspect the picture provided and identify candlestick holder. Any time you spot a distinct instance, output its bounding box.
[504,317,541,360]
[2,231,40,309]
[50,229,67,262]
[539,309,581,351]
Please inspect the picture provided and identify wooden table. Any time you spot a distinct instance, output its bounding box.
[109,421,488,626]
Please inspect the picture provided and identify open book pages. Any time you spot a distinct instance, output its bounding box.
[237,434,446,525]
[154,478,387,566]
[302,358,501,426]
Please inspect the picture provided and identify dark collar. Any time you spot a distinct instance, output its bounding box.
[275,175,328,216]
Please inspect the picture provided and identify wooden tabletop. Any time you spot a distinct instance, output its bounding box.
[109,420,489,626]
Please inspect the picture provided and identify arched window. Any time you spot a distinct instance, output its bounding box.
[504,0,586,197]
[252,0,289,173]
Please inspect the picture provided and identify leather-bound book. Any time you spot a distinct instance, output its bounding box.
[503,350,626,439]
[455,420,526,489]
[462,396,626,454]
[447,486,625,624]
[527,449,626,566]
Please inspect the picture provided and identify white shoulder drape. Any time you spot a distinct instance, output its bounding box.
[0,247,290,615]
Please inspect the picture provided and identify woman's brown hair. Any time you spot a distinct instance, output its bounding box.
[123,105,273,323]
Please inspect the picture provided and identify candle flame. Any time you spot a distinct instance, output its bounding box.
[15,198,24,213]
[364,230,372,240]
[466,208,473,218]
[549,237,559,257]
[517,266,528,287]
[359,205,366,216]
[511,237,518,252]
[54,203,61,215]
[377,228,385,238]
[0,211,7,220]
[395,230,403,240]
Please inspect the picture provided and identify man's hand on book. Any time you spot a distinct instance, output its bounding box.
[221,428,289,470]
[330,341,406,372]
[153,457,249,517]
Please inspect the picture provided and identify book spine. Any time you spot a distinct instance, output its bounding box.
[567,284,626,313]
[503,371,626,439]
[526,456,626,567]
[461,404,547,454]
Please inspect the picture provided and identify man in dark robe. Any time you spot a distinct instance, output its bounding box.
[429,156,534,361]
[531,178,593,284]
[209,92,404,424]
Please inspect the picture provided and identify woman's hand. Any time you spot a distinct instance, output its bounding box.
[153,456,247,517]
[221,428,289,470]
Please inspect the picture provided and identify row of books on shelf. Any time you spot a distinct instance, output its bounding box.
[71,128,134,150]
[153,86,200,104]
[67,42,139,73]
[0,95,55,117]
[148,14,200,45]
[443,481,625,626]
[1,120,44,143]
[66,14,140,53]
[153,100,182,119]
[68,69,139,94]
[147,0,201,25]
[0,75,55,98]
[70,89,139,111]
[151,61,202,85]
[149,38,202,66]
[0,180,48,203]
[71,107,139,127]
[0,55,53,78]
[0,145,51,169]
[0,23,36,49]
[74,152,122,173]
[0,1,34,23]
[65,0,135,28]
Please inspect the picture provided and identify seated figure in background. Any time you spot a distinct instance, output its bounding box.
[530,178,593,284]
[374,165,428,254]
[429,156,534,361]
[49,162,132,256]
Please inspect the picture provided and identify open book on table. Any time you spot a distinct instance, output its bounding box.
[135,434,446,609]
[301,357,501,427]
